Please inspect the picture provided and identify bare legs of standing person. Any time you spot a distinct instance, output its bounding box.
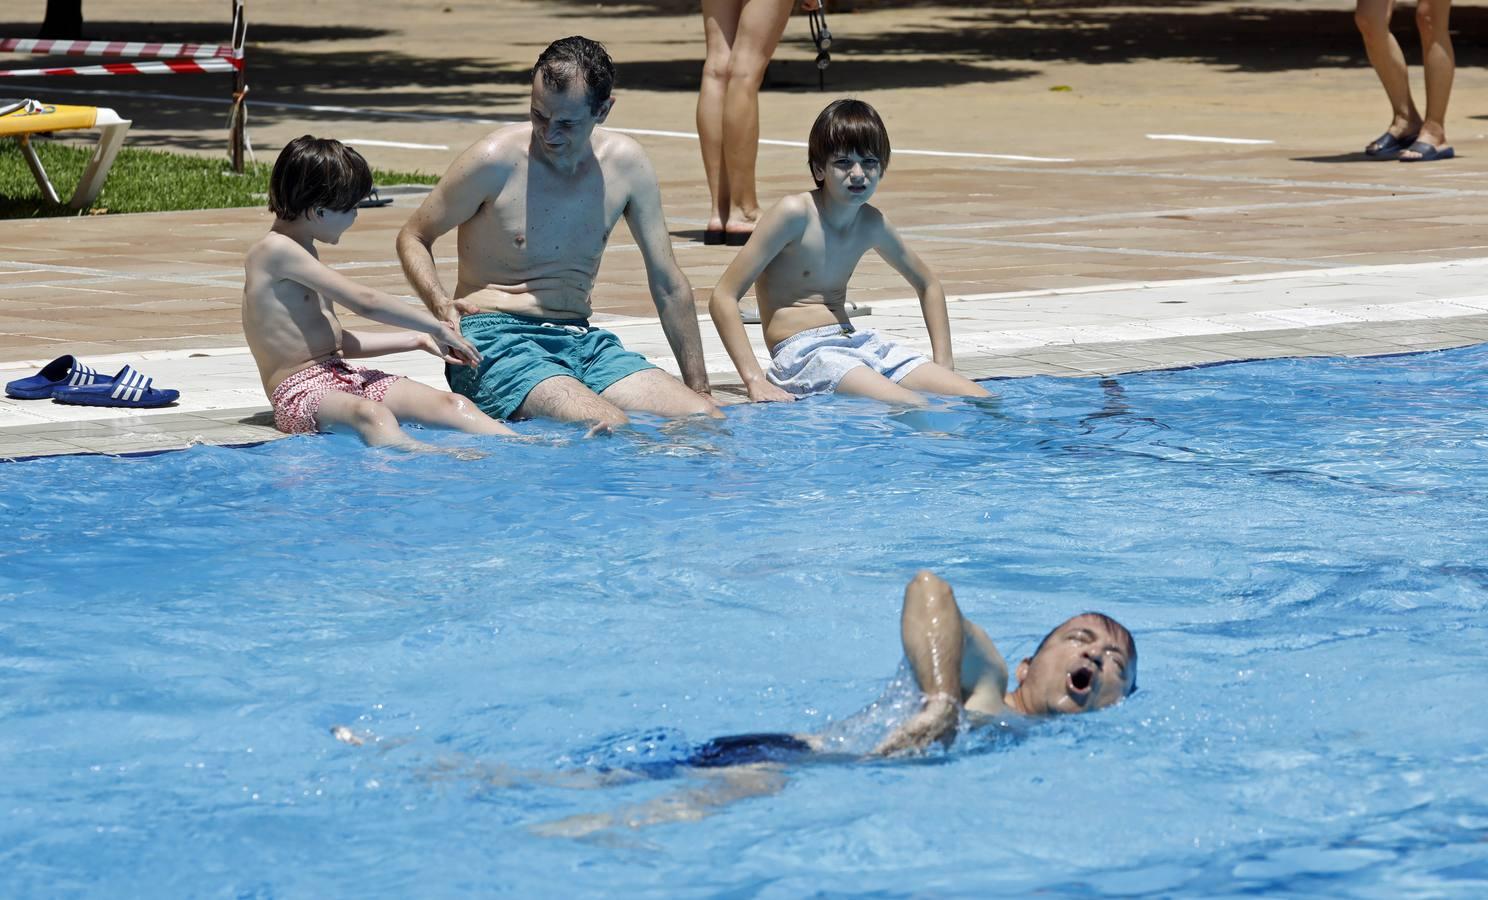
[697,0,796,244]
[1354,0,1454,159]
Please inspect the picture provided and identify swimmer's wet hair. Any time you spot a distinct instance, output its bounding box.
[1034,612,1139,696]
[807,98,891,188]
[268,135,372,221]
[533,36,615,115]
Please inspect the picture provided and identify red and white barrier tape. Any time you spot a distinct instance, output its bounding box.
[0,39,239,60]
[0,57,241,77]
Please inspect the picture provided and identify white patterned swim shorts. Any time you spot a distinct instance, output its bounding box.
[767,324,929,398]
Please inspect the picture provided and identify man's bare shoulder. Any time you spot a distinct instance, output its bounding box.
[445,124,528,182]
[472,123,532,160]
[594,129,658,181]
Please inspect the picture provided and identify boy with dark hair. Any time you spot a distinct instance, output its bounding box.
[244,135,515,451]
[709,98,991,406]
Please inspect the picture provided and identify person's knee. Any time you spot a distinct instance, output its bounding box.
[724,55,769,88]
[1354,6,1387,36]
[441,391,477,416]
[350,398,397,430]
[1415,1,1444,34]
[701,52,732,85]
[679,394,724,419]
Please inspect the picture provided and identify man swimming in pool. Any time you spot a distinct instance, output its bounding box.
[523,571,1137,836]
[396,36,721,431]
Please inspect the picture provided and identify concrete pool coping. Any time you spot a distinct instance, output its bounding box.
[4,256,1487,460]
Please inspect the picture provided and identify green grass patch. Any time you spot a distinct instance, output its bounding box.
[0,139,439,219]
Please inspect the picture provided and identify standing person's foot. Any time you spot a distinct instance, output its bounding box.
[1399,139,1455,162]
[1364,117,1422,157]
[1364,130,1418,157]
[724,209,761,246]
[703,218,726,245]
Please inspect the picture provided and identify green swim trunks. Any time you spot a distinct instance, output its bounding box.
[447,312,657,419]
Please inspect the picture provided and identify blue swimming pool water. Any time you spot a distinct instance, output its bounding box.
[3,346,1487,897]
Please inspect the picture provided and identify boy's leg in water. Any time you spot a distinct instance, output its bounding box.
[836,366,928,406]
[315,392,431,452]
[378,379,516,436]
[897,363,992,398]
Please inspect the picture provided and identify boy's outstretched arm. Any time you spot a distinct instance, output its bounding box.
[341,330,475,367]
[872,214,954,369]
[872,571,966,756]
[269,238,481,366]
[708,196,808,403]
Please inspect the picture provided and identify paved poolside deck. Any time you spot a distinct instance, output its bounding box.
[2,0,1487,457]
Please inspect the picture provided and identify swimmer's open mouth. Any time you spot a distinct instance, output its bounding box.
[1068,666,1094,695]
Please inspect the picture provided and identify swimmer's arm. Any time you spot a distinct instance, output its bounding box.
[707,196,808,403]
[397,144,508,324]
[618,145,712,397]
[959,620,1011,716]
[872,571,965,756]
[269,239,481,366]
[872,213,953,369]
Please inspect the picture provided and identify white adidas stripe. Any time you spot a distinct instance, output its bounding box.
[109,368,149,402]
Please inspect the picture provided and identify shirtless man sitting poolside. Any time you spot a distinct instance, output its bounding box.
[396,36,721,430]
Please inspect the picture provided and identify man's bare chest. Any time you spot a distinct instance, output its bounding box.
[472,167,623,266]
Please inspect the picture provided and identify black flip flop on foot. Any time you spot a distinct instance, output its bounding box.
[1399,141,1455,163]
[1365,131,1418,157]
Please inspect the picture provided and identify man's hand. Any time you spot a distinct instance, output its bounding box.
[871,694,960,757]
[746,378,796,404]
[433,297,481,326]
[423,324,482,367]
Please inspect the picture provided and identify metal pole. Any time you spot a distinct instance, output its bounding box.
[228,0,246,172]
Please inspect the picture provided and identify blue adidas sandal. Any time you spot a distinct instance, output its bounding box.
[4,355,109,399]
[51,365,179,408]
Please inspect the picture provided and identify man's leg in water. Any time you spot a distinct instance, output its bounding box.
[517,375,632,430]
[531,764,788,839]
[600,368,723,419]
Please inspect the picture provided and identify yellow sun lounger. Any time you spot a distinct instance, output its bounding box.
[0,99,131,209]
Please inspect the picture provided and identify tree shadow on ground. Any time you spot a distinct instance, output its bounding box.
[552,0,1232,19]
[559,1,1488,74]
[3,4,1484,152]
